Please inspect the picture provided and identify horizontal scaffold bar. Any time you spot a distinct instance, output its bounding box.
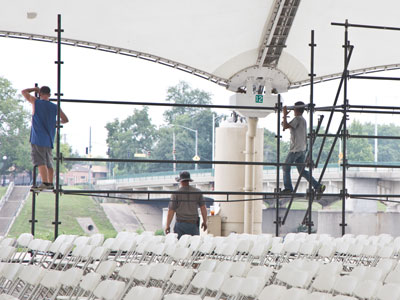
[349,194,400,198]
[346,163,400,168]
[50,98,276,111]
[62,157,306,167]
[317,109,400,115]
[350,75,400,81]
[332,22,400,31]
[316,133,400,140]
[61,189,295,196]
[349,104,400,110]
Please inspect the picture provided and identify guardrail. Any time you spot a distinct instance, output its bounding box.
[0,182,14,211]
[95,162,400,186]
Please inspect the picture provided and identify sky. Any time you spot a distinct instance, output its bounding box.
[1,37,400,157]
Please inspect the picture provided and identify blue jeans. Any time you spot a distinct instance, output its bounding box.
[283,151,319,191]
[174,222,199,239]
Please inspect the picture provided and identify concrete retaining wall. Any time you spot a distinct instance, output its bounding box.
[262,208,318,235]
[263,208,400,237]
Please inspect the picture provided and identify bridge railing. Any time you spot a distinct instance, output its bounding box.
[96,168,214,185]
[95,162,400,185]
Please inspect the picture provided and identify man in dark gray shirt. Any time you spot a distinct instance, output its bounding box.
[165,171,208,238]
[281,101,325,195]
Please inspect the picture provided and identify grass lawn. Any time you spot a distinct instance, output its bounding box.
[8,187,117,240]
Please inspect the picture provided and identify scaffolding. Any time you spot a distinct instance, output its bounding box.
[25,15,400,239]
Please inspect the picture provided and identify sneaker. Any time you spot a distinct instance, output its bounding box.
[32,183,48,191]
[317,184,326,200]
[45,183,54,190]
[281,188,293,194]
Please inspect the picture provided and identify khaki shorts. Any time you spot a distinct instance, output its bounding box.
[31,144,53,168]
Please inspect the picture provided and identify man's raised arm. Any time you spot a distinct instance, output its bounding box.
[22,87,39,104]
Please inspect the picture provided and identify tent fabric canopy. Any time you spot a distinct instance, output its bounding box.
[1,0,400,90]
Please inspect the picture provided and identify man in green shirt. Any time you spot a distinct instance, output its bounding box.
[281,101,326,196]
[165,171,208,239]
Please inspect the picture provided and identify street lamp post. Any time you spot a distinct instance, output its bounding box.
[1,156,6,186]
[172,130,176,172]
[212,113,224,170]
[174,124,199,170]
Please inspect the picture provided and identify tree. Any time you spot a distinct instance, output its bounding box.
[346,120,374,162]
[105,82,221,174]
[163,81,212,123]
[151,82,216,171]
[264,129,290,163]
[348,120,400,163]
[0,77,31,175]
[55,143,76,173]
[105,106,157,174]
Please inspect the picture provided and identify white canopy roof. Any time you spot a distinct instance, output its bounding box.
[1,0,400,90]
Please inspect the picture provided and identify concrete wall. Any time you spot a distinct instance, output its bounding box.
[263,208,400,237]
[318,210,400,237]
[262,208,318,235]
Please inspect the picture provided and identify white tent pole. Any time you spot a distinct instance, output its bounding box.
[244,117,258,234]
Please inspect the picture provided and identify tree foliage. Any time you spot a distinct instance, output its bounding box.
[0,77,31,174]
[348,119,400,162]
[106,81,220,174]
[163,81,212,123]
[106,106,157,174]
[152,81,216,172]
[0,77,78,178]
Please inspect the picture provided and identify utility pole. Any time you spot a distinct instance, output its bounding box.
[88,126,92,185]
[173,130,176,172]
[174,124,199,170]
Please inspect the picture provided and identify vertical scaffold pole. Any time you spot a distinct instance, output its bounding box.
[275,95,282,236]
[341,20,349,236]
[54,14,64,240]
[307,30,316,234]
[30,83,39,236]
[30,166,37,235]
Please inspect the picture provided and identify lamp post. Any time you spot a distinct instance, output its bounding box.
[1,156,6,186]
[174,124,199,170]
[212,113,224,170]
[172,130,176,172]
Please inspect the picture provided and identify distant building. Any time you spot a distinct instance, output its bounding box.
[63,164,108,186]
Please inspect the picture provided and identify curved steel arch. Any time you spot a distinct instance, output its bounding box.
[0,30,229,88]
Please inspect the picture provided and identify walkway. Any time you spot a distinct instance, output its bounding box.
[0,185,30,235]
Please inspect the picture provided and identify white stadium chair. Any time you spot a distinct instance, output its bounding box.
[164,268,194,295]
[123,286,162,300]
[331,275,358,296]
[304,291,334,300]
[257,284,287,300]
[92,279,125,300]
[280,287,308,300]
[185,270,211,295]
[352,279,382,299]
[376,283,400,300]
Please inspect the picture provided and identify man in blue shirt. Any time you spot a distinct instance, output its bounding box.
[22,86,69,190]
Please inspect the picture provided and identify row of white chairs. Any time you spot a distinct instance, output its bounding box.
[4,231,400,299]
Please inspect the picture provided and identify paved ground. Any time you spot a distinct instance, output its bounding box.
[0,186,30,236]
[101,201,168,232]
[128,202,165,232]
[101,203,141,232]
